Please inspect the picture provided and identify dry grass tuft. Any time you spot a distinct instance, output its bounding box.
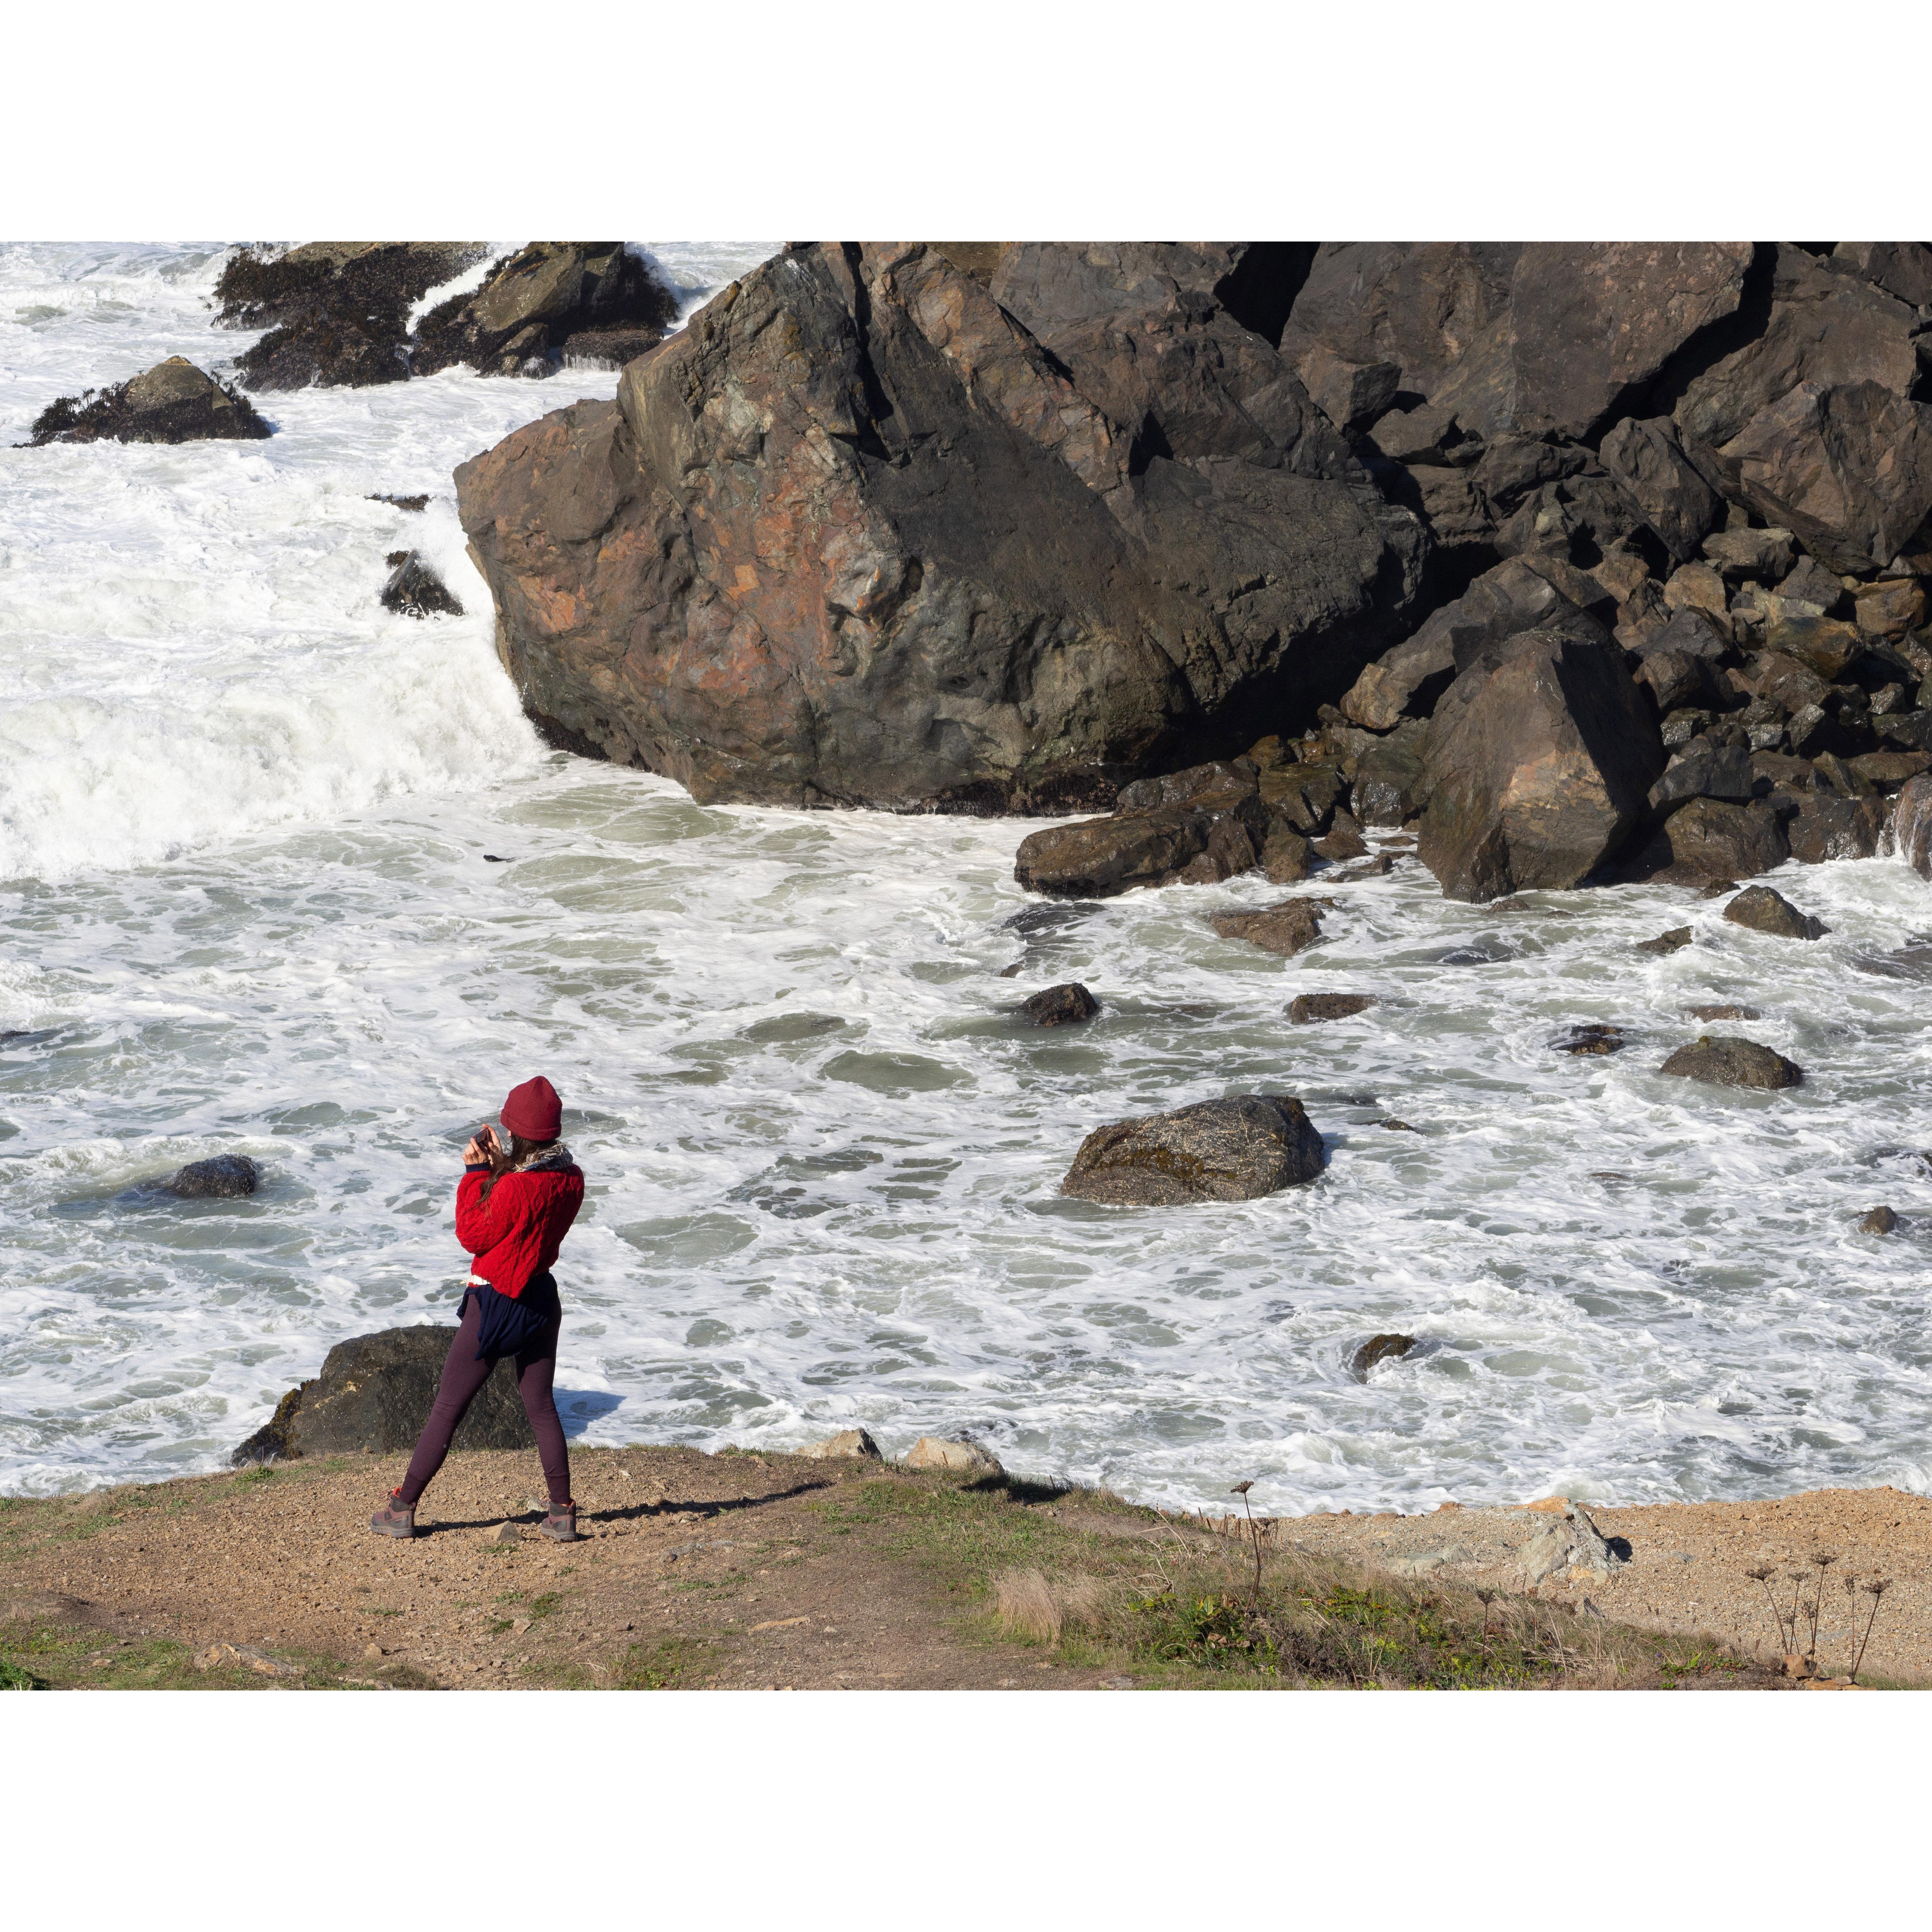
[993,1568,1101,1645]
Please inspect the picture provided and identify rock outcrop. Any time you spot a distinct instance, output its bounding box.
[1060,1094,1326,1205]
[798,1428,883,1460]
[903,1436,1004,1475]
[456,242,1430,811]
[26,358,273,446]
[231,1327,532,1465]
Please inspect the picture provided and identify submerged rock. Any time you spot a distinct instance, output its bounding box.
[1659,1035,1804,1090]
[1060,1094,1326,1206]
[1287,992,1375,1023]
[1636,927,1693,956]
[1722,885,1829,940]
[26,358,272,447]
[166,1154,259,1199]
[1686,1003,1760,1021]
[1019,982,1099,1026]
[1350,1333,1415,1381]
[1554,1024,1627,1055]
[381,552,464,619]
[1860,1206,1899,1235]
[231,1326,532,1464]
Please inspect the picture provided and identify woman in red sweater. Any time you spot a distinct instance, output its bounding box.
[370,1076,586,1542]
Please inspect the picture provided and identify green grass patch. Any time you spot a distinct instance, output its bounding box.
[614,1635,721,1690]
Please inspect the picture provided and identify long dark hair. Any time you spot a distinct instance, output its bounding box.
[479,1130,558,1201]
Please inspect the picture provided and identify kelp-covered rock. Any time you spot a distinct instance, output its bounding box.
[219,242,486,390]
[381,551,464,618]
[26,358,272,446]
[1060,1094,1326,1205]
[414,244,679,379]
[456,242,1429,811]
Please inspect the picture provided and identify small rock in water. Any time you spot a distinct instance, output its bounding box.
[381,551,464,619]
[369,493,428,512]
[1061,1094,1327,1205]
[1723,885,1828,940]
[1686,1003,1761,1021]
[1659,1035,1804,1090]
[483,854,511,863]
[1697,879,1740,898]
[1019,982,1099,1027]
[1288,992,1376,1024]
[166,1154,259,1199]
[1555,1024,1626,1056]
[1379,1118,1418,1132]
[1208,898,1325,956]
[1350,1333,1415,1381]
[1636,926,1693,955]
[1327,852,1396,882]
[1860,1205,1899,1234]
[1311,811,1369,861]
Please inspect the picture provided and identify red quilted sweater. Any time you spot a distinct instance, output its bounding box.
[455,1159,584,1298]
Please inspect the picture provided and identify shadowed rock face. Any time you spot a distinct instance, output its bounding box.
[1060,1094,1326,1205]
[456,242,1429,812]
[231,1327,532,1465]
[1418,628,1664,901]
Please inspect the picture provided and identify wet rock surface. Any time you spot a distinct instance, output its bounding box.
[1659,1035,1804,1090]
[1208,898,1326,956]
[1349,1333,1415,1380]
[1723,885,1829,940]
[1018,982,1099,1026]
[1288,992,1376,1023]
[381,552,464,619]
[166,1154,260,1199]
[1060,1095,1326,1205]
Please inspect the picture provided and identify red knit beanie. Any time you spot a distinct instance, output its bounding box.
[500,1076,562,1143]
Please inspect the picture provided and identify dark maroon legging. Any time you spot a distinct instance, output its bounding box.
[395,1293,571,1510]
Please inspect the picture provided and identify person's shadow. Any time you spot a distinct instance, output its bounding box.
[553,1389,625,1438]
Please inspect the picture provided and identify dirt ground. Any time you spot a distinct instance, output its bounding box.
[1260,1485,1932,1685]
[1,1447,1924,1689]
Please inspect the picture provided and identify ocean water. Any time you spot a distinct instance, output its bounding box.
[3,243,1930,1511]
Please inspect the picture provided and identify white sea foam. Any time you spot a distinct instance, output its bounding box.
[2,243,1930,1513]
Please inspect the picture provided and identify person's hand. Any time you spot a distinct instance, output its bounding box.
[465,1126,500,1166]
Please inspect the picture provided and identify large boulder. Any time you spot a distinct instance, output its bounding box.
[1417,628,1664,901]
[231,1327,533,1465]
[1598,416,1723,563]
[415,243,679,379]
[1060,1094,1326,1205]
[1646,796,1789,880]
[26,358,272,446]
[218,242,487,390]
[456,243,1429,812]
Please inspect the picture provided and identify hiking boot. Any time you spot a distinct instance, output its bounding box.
[540,1501,582,1543]
[369,1491,416,1539]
